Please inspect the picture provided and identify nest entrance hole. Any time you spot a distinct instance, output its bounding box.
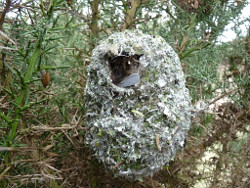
[107,51,143,87]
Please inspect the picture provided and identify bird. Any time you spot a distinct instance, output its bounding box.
[117,73,140,87]
[107,52,143,88]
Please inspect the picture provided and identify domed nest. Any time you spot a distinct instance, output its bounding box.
[84,30,193,180]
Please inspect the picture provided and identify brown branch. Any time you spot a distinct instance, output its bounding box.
[0,0,12,31]
[120,0,150,31]
[90,0,99,36]
[89,0,99,50]
[0,0,13,91]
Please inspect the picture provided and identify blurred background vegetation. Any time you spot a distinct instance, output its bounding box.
[0,0,249,187]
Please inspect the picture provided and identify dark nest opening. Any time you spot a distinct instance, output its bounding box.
[106,51,143,87]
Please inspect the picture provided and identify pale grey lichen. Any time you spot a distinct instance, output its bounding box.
[84,30,193,180]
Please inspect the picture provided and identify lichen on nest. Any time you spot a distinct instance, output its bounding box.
[84,30,193,180]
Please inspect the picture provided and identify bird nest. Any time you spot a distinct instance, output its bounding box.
[84,30,193,180]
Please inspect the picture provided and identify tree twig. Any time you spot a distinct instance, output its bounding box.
[209,87,239,106]
[89,0,99,50]
[0,0,12,31]
[121,0,150,31]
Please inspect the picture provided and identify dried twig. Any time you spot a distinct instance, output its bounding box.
[0,166,12,180]
[32,124,77,131]
[0,30,17,46]
[0,147,16,152]
[209,87,239,106]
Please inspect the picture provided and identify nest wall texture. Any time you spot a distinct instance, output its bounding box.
[84,31,193,179]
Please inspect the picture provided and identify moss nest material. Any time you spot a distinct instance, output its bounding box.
[84,30,193,180]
